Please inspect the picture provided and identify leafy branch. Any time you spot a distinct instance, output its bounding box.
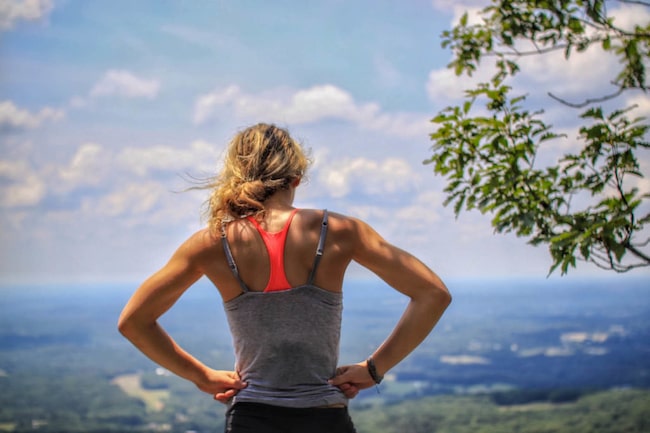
[428,0,649,275]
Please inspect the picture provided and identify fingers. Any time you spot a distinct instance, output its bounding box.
[335,366,349,376]
[232,372,248,389]
[230,379,248,389]
[197,370,248,403]
[329,364,363,386]
[220,371,248,389]
[214,388,238,403]
[328,367,350,386]
[337,382,359,399]
[214,394,228,403]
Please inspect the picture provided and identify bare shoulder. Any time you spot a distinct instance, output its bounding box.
[294,209,362,244]
[298,209,382,258]
[174,228,222,263]
[184,228,219,248]
[296,208,358,230]
[327,211,384,245]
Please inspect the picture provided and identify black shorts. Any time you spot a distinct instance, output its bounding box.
[225,402,357,433]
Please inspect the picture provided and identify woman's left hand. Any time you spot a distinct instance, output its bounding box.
[329,362,375,398]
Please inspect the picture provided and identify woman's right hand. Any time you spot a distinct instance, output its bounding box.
[195,369,248,403]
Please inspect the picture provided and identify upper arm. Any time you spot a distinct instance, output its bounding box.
[350,218,449,302]
[118,232,207,328]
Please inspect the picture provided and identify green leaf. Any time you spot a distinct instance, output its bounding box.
[460,12,468,27]
[602,36,611,51]
[463,100,472,115]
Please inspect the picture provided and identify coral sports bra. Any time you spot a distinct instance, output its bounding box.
[245,208,299,292]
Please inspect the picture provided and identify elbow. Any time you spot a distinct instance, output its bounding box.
[440,288,452,308]
[422,283,452,310]
[117,314,132,337]
[117,312,139,340]
[434,285,452,309]
[118,309,157,342]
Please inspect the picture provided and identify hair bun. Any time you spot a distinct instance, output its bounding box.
[206,123,310,230]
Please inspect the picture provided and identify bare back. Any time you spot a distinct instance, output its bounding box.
[197,208,355,302]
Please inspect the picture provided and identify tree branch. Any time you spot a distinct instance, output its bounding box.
[617,0,650,7]
[486,44,568,57]
[587,251,648,272]
[625,243,650,262]
[547,88,625,108]
[610,140,634,237]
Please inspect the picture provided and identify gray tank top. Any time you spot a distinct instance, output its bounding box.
[221,210,348,408]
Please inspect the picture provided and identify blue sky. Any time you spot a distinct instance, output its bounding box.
[1,0,649,285]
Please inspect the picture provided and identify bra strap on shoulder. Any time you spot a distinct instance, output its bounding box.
[307,209,329,285]
[221,224,250,293]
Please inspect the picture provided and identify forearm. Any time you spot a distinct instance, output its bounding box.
[119,320,209,385]
[371,293,450,376]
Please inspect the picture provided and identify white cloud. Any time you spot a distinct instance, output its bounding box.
[288,85,377,124]
[51,140,222,195]
[317,156,415,198]
[427,62,498,103]
[74,179,203,230]
[0,100,64,132]
[193,84,430,138]
[516,44,618,101]
[358,111,431,139]
[81,181,165,218]
[0,0,53,31]
[342,204,392,222]
[626,92,650,119]
[193,84,372,125]
[431,0,487,10]
[57,143,110,190]
[90,70,161,99]
[631,146,650,196]
[68,96,89,109]
[431,0,487,26]
[609,4,650,32]
[395,191,442,223]
[636,178,650,196]
[0,159,45,207]
[193,85,241,125]
[451,6,485,27]
[116,139,222,177]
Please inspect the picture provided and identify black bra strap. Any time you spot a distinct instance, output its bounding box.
[307,210,329,285]
[221,225,249,293]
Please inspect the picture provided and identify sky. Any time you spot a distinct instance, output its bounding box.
[1,0,649,285]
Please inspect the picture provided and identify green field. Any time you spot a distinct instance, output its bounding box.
[111,373,170,412]
[351,389,650,433]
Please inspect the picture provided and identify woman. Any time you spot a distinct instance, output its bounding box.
[118,123,451,433]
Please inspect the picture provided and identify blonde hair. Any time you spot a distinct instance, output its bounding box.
[205,123,310,232]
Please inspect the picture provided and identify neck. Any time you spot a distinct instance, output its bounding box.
[263,187,295,211]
